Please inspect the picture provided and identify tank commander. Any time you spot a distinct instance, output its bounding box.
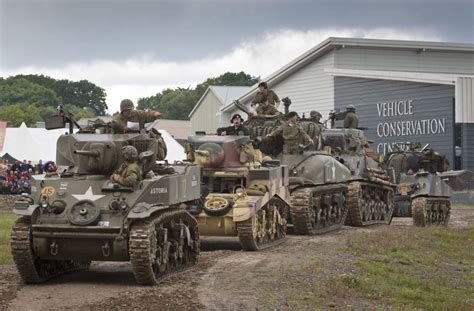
[252,82,280,107]
[111,99,161,133]
[217,113,250,136]
[267,111,314,154]
[343,105,359,129]
[111,145,142,187]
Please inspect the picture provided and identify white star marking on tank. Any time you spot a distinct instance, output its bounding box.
[72,186,106,201]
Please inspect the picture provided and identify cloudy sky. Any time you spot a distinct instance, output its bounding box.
[1,0,473,113]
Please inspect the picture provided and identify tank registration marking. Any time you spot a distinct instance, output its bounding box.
[41,186,55,197]
[151,187,168,194]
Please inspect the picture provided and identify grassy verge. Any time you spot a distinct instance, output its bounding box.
[341,225,474,309]
[452,203,474,209]
[0,213,18,264]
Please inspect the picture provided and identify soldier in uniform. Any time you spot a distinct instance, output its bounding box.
[309,110,322,124]
[267,111,314,154]
[111,99,161,133]
[251,82,280,107]
[343,105,359,128]
[111,145,142,187]
[217,113,250,136]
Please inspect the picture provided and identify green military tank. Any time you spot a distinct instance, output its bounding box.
[233,99,351,235]
[187,134,290,250]
[384,143,451,226]
[10,108,201,285]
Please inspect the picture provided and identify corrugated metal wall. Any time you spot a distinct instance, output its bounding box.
[335,47,474,75]
[462,124,474,171]
[334,77,455,167]
[456,77,474,123]
[190,91,221,134]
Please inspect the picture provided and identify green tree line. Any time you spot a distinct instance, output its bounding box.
[0,75,107,127]
[137,71,259,119]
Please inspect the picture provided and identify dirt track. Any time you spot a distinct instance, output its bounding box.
[1,208,473,311]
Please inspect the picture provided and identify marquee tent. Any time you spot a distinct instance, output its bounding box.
[0,123,186,164]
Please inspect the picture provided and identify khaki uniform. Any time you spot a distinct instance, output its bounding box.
[252,90,279,105]
[269,122,312,154]
[344,112,359,128]
[115,163,141,187]
[256,104,279,116]
[112,110,159,133]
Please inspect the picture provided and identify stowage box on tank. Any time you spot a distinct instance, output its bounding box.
[11,110,202,285]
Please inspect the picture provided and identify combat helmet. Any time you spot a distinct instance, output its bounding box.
[120,99,134,112]
[310,110,322,119]
[122,145,138,162]
[346,105,356,112]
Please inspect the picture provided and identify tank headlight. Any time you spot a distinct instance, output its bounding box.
[235,187,246,198]
[109,200,120,210]
[119,199,129,210]
[40,196,49,209]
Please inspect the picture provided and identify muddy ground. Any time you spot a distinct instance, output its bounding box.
[1,208,473,311]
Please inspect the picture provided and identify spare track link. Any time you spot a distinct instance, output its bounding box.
[10,216,90,284]
[290,184,348,235]
[346,181,394,227]
[237,201,287,251]
[412,197,451,227]
[129,209,200,285]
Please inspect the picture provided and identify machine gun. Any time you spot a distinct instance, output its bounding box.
[45,105,83,133]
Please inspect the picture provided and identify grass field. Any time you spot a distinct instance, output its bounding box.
[452,203,474,209]
[0,213,18,264]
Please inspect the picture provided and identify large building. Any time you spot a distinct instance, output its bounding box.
[219,37,474,170]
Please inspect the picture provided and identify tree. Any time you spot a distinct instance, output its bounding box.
[0,104,27,127]
[0,78,60,107]
[137,71,259,120]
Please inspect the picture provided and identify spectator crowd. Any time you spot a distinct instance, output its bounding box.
[0,159,57,194]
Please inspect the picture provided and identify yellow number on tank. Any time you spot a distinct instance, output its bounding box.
[41,186,55,197]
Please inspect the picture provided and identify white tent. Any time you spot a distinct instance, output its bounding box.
[1,123,185,164]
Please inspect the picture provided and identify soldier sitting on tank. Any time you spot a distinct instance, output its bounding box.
[111,145,142,187]
[217,114,250,136]
[343,105,359,129]
[251,97,280,116]
[266,111,314,154]
[111,99,161,133]
[252,82,280,107]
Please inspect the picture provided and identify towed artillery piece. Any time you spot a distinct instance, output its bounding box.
[187,135,290,250]
[384,143,451,226]
[233,99,351,235]
[10,108,201,285]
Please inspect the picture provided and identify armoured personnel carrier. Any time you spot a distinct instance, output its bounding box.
[10,109,201,285]
[187,134,290,250]
[233,100,351,235]
[384,143,451,226]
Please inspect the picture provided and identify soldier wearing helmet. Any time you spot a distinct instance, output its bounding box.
[343,105,359,129]
[267,111,314,154]
[309,110,322,124]
[111,145,142,187]
[112,99,161,133]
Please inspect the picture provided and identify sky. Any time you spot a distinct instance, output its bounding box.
[1,0,473,114]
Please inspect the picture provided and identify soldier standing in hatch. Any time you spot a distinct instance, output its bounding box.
[111,145,142,187]
[344,105,359,129]
[267,111,314,154]
[217,113,250,136]
[112,99,161,133]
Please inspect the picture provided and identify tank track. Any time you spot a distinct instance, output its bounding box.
[237,201,288,251]
[345,181,394,226]
[10,216,90,284]
[412,197,451,227]
[129,209,200,285]
[290,184,348,235]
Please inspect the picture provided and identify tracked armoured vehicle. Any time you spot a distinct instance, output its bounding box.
[10,109,201,285]
[384,143,451,226]
[233,99,351,235]
[187,134,290,250]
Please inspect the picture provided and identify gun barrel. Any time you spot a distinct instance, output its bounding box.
[74,150,100,158]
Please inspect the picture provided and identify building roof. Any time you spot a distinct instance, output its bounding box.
[221,37,474,112]
[189,85,249,118]
[149,119,191,140]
